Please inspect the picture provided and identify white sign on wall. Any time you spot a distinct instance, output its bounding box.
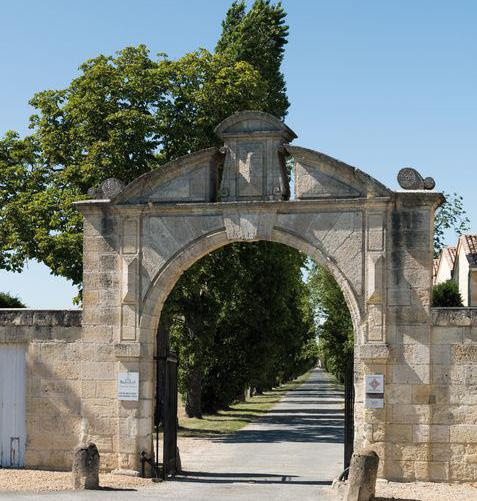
[365,394,384,409]
[365,374,384,409]
[117,372,139,401]
[365,374,384,394]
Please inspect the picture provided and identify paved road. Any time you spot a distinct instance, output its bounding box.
[1,367,344,501]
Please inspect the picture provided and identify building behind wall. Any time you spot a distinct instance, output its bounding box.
[434,235,477,306]
[433,246,456,285]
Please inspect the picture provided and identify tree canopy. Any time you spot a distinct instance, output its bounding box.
[216,0,289,117]
[0,1,317,417]
[0,47,268,285]
[307,264,353,382]
[167,242,317,414]
[0,292,26,308]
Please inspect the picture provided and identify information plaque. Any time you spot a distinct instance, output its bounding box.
[117,372,139,401]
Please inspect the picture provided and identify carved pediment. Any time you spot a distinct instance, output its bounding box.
[285,145,391,200]
[215,110,297,139]
[215,111,297,202]
[112,148,220,205]
[104,114,390,206]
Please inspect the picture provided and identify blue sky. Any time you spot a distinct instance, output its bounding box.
[0,0,476,308]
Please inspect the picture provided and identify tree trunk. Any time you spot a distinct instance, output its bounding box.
[185,364,202,418]
[183,312,203,418]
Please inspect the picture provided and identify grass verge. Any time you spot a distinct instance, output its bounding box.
[178,370,312,438]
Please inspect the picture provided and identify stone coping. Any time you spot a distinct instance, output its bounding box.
[0,308,82,311]
[431,307,477,326]
[0,309,82,327]
[74,197,394,216]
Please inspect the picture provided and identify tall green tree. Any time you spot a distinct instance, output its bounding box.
[1,1,315,417]
[0,47,267,285]
[216,0,289,117]
[163,0,306,416]
[307,264,353,382]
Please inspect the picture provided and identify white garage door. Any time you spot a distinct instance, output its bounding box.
[0,345,26,467]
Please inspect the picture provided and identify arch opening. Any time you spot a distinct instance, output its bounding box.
[140,229,363,344]
[144,234,358,481]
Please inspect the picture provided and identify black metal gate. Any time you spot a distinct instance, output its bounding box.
[151,326,179,480]
[151,326,167,479]
[163,352,178,478]
[343,356,355,472]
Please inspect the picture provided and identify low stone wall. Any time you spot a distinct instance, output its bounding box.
[430,307,477,482]
[0,309,82,470]
[3,306,477,480]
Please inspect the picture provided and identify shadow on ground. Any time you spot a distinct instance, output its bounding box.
[375,498,420,501]
[211,380,344,444]
[174,471,333,486]
[96,487,137,491]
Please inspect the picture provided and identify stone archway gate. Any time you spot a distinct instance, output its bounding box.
[74,111,442,479]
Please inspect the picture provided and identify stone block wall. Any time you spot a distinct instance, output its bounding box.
[80,205,153,472]
[3,305,477,481]
[429,308,477,482]
[371,307,477,482]
[354,193,437,482]
[0,309,82,470]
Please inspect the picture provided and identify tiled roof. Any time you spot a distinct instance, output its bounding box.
[459,235,477,267]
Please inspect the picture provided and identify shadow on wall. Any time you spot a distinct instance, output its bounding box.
[26,356,83,470]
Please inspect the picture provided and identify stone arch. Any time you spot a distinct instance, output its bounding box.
[74,110,444,479]
[140,227,364,348]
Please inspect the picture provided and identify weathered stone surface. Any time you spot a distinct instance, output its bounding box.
[397,168,425,190]
[452,344,477,363]
[346,449,379,501]
[113,148,220,204]
[114,341,141,358]
[224,208,277,241]
[16,110,477,484]
[72,443,100,489]
[140,213,223,299]
[275,210,364,299]
[423,177,436,190]
[0,310,83,471]
[287,145,390,200]
[216,111,296,201]
[359,343,390,360]
[0,309,82,329]
[432,307,474,326]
